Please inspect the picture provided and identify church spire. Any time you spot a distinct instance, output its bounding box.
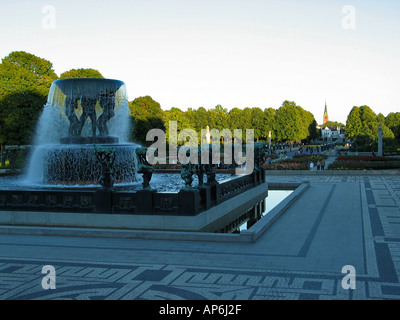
[323,101,329,125]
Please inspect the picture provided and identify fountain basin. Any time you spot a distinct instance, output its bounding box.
[28,144,137,185]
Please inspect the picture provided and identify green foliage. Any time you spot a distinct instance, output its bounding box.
[345,107,362,139]
[160,101,319,145]
[0,51,58,97]
[270,101,319,143]
[190,107,209,133]
[385,112,400,143]
[273,101,304,142]
[328,156,400,170]
[0,51,58,145]
[228,108,244,132]
[308,119,319,141]
[60,68,104,79]
[346,105,397,152]
[164,107,194,145]
[299,108,317,141]
[2,51,57,80]
[263,108,275,139]
[323,121,345,128]
[234,107,253,140]
[0,92,47,145]
[129,96,165,145]
[251,107,264,140]
[208,105,229,131]
[377,113,386,125]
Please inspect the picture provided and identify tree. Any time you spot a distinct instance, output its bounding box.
[238,108,253,141]
[274,101,303,142]
[386,112,400,143]
[377,113,386,125]
[129,96,165,145]
[0,51,58,146]
[262,108,275,141]
[0,51,58,97]
[251,107,264,141]
[308,119,319,141]
[60,68,104,79]
[163,107,194,145]
[345,107,362,139]
[296,106,316,142]
[228,108,243,132]
[346,105,395,151]
[0,92,47,145]
[357,106,392,140]
[360,105,377,124]
[191,107,209,133]
[208,105,229,131]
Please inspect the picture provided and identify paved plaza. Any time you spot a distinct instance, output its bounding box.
[0,173,400,300]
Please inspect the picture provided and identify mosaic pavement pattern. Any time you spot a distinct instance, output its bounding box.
[0,175,399,300]
[0,259,383,300]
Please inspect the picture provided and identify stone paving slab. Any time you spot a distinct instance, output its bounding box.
[0,174,399,300]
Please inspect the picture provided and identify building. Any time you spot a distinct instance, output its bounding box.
[318,102,346,142]
[321,126,345,142]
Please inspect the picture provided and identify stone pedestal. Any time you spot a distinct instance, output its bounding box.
[95,189,113,214]
[136,190,156,215]
[198,185,212,210]
[178,189,200,216]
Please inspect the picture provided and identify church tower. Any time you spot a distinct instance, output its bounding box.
[323,101,329,125]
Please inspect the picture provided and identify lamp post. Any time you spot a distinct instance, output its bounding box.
[268,131,272,152]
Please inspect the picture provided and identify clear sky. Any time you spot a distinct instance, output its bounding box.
[1,0,399,124]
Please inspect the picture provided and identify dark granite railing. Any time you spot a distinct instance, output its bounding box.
[0,168,266,216]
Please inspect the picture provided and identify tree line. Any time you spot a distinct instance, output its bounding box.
[345,105,400,152]
[1,50,399,152]
[129,96,320,146]
[0,51,319,148]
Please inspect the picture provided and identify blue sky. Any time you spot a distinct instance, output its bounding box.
[1,0,399,124]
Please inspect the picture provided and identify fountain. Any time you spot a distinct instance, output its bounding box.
[25,78,136,185]
[0,78,270,235]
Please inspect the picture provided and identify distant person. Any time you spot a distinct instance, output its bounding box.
[309,161,314,171]
[317,161,321,171]
[321,159,326,170]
